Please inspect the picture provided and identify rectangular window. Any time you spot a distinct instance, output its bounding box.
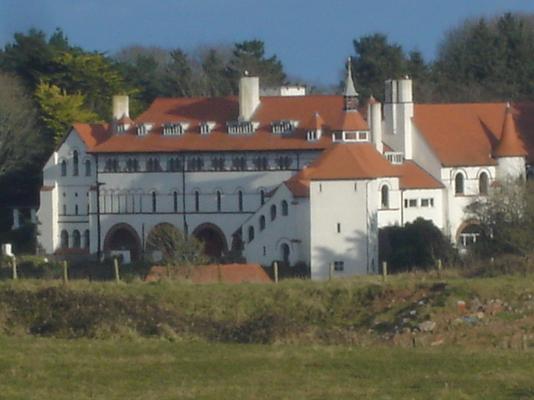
[337,223,341,233]
[334,261,344,271]
[404,199,418,208]
[421,198,434,207]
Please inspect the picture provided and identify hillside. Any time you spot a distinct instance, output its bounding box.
[1,273,533,348]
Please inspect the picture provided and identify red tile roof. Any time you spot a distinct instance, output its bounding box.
[284,144,442,197]
[75,95,372,153]
[332,110,369,131]
[493,105,527,157]
[396,161,444,190]
[413,103,531,166]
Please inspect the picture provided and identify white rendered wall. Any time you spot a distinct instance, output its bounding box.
[496,157,525,181]
[441,166,496,240]
[401,188,445,229]
[38,129,96,254]
[376,177,401,228]
[410,125,442,181]
[242,185,310,266]
[309,179,379,280]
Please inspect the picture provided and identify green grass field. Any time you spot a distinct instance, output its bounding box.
[1,336,534,399]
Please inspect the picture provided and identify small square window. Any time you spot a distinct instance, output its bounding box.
[334,261,344,271]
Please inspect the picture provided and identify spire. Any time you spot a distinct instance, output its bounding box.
[493,103,527,158]
[344,57,358,97]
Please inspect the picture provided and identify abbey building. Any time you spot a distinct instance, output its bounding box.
[37,65,531,279]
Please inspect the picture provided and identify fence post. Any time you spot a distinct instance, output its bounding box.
[62,260,69,284]
[273,261,279,284]
[12,257,17,280]
[437,259,442,279]
[329,262,334,281]
[382,261,387,282]
[113,257,120,283]
[217,264,222,283]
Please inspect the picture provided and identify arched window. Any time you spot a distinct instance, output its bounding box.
[73,151,79,176]
[84,229,90,249]
[173,191,178,212]
[381,185,389,208]
[281,243,290,264]
[83,229,91,249]
[75,205,79,215]
[216,190,222,211]
[479,172,489,195]
[260,189,265,206]
[60,230,69,248]
[238,190,243,212]
[194,191,200,212]
[455,173,464,195]
[152,192,157,213]
[248,226,255,242]
[281,200,288,216]
[259,215,266,231]
[61,160,67,176]
[85,159,91,176]
[270,204,277,221]
[72,230,81,248]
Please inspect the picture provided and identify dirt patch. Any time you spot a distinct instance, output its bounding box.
[145,263,272,284]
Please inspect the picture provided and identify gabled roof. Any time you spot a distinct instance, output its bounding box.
[303,112,325,131]
[72,123,109,150]
[493,105,527,158]
[332,110,368,132]
[413,103,532,166]
[396,161,444,190]
[284,144,443,198]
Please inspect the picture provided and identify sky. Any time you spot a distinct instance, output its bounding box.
[2,0,534,85]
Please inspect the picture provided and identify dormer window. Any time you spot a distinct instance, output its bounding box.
[227,121,258,135]
[332,131,369,142]
[272,120,297,134]
[385,152,404,165]
[115,123,126,134]
[137,123,152,136]
[200,122,215,135]
[163,123,185,136]
[307,130,320,141]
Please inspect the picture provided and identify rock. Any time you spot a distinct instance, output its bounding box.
[475,311,485,320]
[409,309,417,316]
[485,302,503,315]
[418,320,436,333]
[469,297,483,312]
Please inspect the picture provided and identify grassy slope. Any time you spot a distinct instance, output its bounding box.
[1,336,534,399]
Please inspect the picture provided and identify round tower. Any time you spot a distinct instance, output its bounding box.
[493,103,527,181]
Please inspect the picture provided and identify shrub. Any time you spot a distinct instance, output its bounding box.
[379,218,456,273]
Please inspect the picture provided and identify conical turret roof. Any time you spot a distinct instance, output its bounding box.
[344,58,358,97]
[493,104,527,158]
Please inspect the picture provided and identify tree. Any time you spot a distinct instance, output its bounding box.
[201,49,233,96]
[226,40,286,91]
[379,218,455,273]
[433,13,534,101]
[34,81,98,145]
[350,34,409,100]
[49,51,133,119]
[146,223,208,266]
[0,73,42,179]
[466,181,534,257]
[165,49,195,97]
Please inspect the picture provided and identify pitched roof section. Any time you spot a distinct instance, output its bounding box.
[413,103,532,166]
[90,95,367,153]
[72,123,109,150]
[284,144,443,198]
[396,161,444,190]
[309,143,398,180]
[493,105,527,158]
[332,110,369,132]
[304,112,325,131]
